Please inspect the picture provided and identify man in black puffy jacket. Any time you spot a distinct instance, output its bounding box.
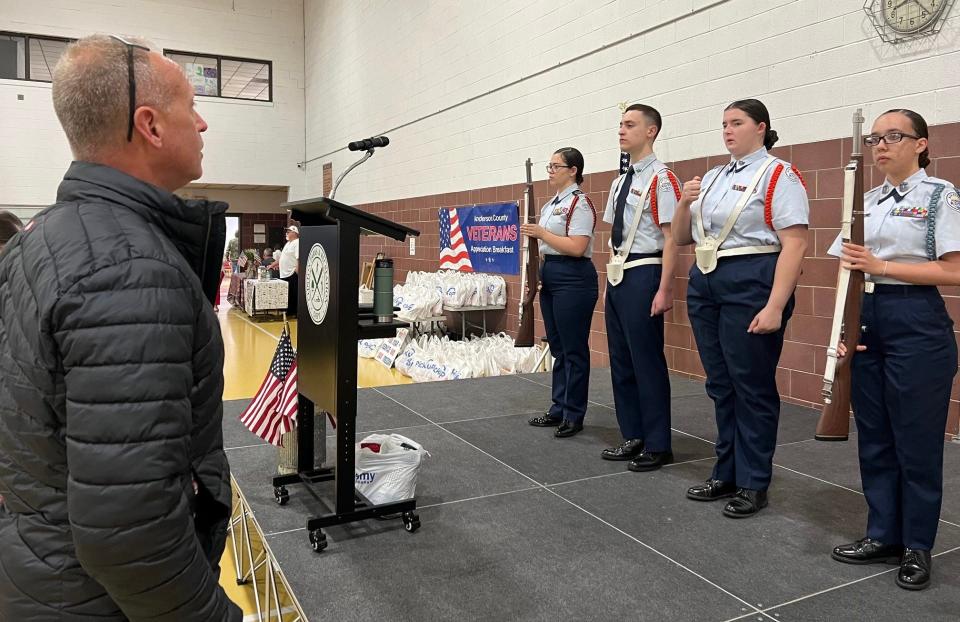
[0,34,241,620]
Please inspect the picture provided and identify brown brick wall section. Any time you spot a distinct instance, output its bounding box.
[239,213,290,251]
[354,122,960,438]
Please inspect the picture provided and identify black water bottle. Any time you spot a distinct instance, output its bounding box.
[374,258,394,322]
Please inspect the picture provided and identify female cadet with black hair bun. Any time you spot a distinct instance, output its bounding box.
[671,99,809,518]
[522,147,598,438]
[827,109,960,591]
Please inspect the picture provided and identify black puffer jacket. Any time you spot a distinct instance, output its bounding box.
[0,162,241,621]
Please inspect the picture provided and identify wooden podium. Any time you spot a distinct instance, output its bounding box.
[272,196,420,552]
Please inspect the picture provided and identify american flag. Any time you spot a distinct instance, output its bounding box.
[439,208,473,272]
[239,325,299,446]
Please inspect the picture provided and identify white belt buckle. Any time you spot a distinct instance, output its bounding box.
[864,281,875,294]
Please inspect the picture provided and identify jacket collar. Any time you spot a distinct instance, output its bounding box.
[56,161,228,302]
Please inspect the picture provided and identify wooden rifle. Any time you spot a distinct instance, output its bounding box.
[817,108,866,441]
[516,158,539,347]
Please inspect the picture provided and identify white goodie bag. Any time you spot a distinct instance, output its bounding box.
[354,433,429,505]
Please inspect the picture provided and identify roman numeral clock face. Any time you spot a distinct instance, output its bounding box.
[305,243,330,325]
[883,0,946,34]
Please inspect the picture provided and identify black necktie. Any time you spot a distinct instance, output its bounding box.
[611,166,634,249]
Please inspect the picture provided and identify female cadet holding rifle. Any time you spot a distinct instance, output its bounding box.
[827,109,960,591]
[671,99,809,518]
[522,147,598,439]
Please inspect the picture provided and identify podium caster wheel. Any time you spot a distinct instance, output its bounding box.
[402,511,420,533]
[309,529,327,552]
[273,486,289,506]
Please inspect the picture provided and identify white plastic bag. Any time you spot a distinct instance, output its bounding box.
[354,433,429,505]
[375,328,410,368]
[358,339,383,358]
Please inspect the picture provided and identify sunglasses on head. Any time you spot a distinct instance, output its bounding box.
[109,35,150,142]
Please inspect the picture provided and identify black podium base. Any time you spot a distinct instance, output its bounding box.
[271,468,419,552]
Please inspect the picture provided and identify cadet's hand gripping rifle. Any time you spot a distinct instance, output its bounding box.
[516,158,539,347]
[817,108,866,441]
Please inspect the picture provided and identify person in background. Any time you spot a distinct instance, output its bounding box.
[0,211,23,251]
[522,147,598,439]
[262,247,276,278]
[215,254,231,312]
[269,226,300,314]
[0,34,240,620]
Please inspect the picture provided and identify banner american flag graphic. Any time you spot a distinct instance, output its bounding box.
[439,207,473,272]
[239,325,299,446]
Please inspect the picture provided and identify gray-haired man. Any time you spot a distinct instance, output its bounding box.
[0,34,241,621]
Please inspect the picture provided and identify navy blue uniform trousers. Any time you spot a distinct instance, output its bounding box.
[852,285,958,551]
[687,254,794,491]
[604,260,671,450]
[541,255,598,424]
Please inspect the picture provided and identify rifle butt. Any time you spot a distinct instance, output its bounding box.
[816,363,852,441]
[516,302,535,347]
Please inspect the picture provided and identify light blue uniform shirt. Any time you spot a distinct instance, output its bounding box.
[828,168,960,284]
[538,183,596,258]
[691,147,809,249]
[602,154,681,254]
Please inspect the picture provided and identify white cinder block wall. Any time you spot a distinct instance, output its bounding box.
[302,0,960,205]
[0,0,306,216]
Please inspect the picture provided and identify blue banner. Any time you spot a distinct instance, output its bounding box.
[438,202,520,274]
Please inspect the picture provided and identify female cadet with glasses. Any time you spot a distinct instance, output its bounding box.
[826,109,960,591]
[522,147,598,438]
[671,99,809,518]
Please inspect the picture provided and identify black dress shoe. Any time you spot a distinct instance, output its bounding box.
[554,421,583,438]
[896,548,932,591]
[722,488,768,518]
[529,413,562,427]
[601,438,643,461]
[686,478,737,501]
[831,537,903,565]
[627,451,674,472]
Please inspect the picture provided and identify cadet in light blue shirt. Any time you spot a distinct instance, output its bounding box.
[672,99,809,518]
[826,109,960,592]
[521,147,598,438]
[599,104,682,472]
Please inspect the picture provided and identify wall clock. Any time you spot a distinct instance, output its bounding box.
[865,0,955,43]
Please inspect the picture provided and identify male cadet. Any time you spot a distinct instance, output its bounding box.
[600,104,682,472]
[0,35,240,620]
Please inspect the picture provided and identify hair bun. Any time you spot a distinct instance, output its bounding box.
[765,129,779,149]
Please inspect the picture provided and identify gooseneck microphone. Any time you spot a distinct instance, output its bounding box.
[330,136,391,199]
[347,136,390,151]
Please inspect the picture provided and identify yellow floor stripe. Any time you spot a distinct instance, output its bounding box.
[217,298,411,617]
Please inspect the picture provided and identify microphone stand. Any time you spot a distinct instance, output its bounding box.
[330,148,375,199]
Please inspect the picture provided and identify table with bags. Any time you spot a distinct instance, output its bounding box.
[394,270,508,338]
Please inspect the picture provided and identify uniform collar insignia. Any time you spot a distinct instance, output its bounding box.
[630,154,657,174]
[881,170,927,202]
[727,147,767,174]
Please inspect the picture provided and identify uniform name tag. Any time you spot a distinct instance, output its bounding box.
[890,206,928,218]
[630,188,642,197]
[731,184,747,192]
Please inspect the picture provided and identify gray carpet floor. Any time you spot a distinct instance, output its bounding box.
[223,369,960,622]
